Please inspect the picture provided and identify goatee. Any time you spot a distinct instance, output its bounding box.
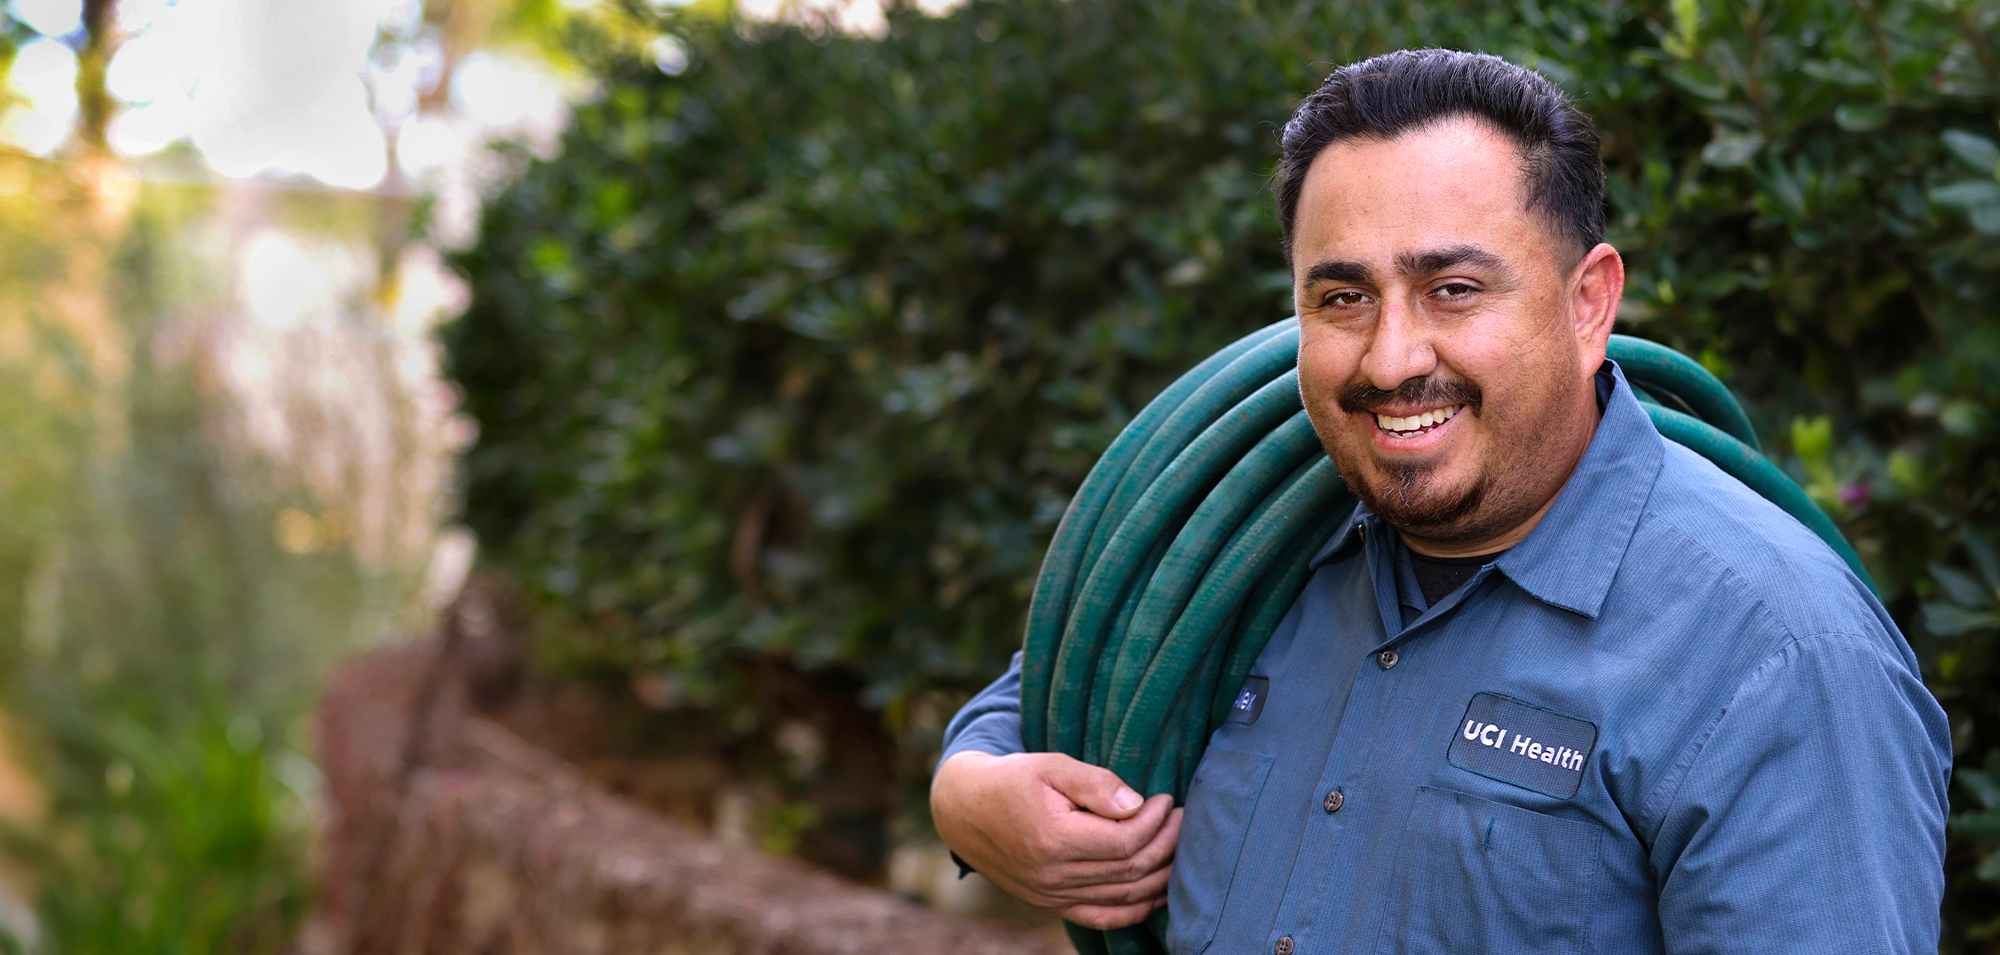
[1336,455,1489,539]
[1330,372,1490,541]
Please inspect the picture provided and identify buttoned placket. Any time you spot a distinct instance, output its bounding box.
[1264,514,1501,954]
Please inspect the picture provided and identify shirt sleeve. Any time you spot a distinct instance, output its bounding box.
[939,650,1028,766]
[1650,631,1951,954]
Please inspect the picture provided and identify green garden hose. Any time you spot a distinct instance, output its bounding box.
[1020,322,1864,955]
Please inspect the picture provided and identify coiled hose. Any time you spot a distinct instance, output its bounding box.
[1018,319,1871,955]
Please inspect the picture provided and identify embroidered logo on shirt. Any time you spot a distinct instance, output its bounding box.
[1446,691,1598,798]
[1226,676,1269,726]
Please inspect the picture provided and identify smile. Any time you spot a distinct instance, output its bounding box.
[1374,404,1464,437]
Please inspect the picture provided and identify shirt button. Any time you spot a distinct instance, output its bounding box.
[1377,648,1399,670]
[1275,937,1296,955]
[1323,790,1344,813]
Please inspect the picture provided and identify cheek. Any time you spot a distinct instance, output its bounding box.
[1296,335,1357,404]
[1467,351,1570,428]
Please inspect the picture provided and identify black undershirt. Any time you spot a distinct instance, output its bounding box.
[1394,360,1611,606]
[1407,548,1504,606]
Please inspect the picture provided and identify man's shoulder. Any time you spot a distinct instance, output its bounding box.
[1625,440,1894,646]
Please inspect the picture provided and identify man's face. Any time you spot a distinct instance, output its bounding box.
[1291,117,1614,554]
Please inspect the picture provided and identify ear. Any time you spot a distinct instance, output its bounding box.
[1570,243,1624,377]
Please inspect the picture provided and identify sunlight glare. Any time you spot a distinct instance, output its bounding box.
[101,0,402,188]
[735,0,969,37]
[650,35,689,76]
[395,114,459,183]
[451,54,566,133]
[9,0,79,37]
[1,38,77,156]
[104,19,198,158]
[56,0,575,193]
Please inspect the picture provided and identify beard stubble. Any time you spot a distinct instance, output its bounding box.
[1329,373,1493,541]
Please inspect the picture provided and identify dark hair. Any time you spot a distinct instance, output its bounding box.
[1276,49,1604,264]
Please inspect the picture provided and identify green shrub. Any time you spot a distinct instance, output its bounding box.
[446,0,2000,942]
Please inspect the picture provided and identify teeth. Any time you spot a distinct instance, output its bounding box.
[1375,404,1462,434]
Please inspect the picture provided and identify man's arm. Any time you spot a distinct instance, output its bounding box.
[1650,633,1951,953]
[933,653,1183,930]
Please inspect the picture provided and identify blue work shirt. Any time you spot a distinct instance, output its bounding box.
[942,362,1950,954]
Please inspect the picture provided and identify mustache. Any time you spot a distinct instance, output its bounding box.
[1336,375,1483,415]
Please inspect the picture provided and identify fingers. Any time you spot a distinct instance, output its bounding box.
[971,859,1166,919]
[1034,807,1180,904]
[990,857,1167,912]
[1043,806,1181,887]
[1044,851,1173,904]
[1057,895,1170,931]
[1126,805,1182,875]
[930,750,1183,925]
[1042,756,1147,819]
[1061,793,1176,862]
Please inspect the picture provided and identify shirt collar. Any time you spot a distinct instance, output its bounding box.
[1311,360,1664,620]
[1314,502,1369,566]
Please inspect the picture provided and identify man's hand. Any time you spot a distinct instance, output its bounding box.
[930,750,1182,929]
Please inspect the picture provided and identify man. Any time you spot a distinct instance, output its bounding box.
[932,49,1950,954]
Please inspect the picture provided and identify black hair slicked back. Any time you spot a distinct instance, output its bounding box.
[1276,49,1604,265]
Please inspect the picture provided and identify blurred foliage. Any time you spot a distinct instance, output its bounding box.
[0,164,417,951]
[446,0,2000,944]
[0,0,572,950]
[5,711,309,953]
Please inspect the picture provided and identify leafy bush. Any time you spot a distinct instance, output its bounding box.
[446,0,2000,942]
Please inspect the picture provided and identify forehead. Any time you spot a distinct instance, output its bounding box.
[1290,118,1549,275]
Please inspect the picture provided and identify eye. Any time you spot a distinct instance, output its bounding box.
[1431,282,1478,302]
[1321,290,1370,308]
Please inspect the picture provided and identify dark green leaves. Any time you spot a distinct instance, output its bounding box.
[448,0,2000,927]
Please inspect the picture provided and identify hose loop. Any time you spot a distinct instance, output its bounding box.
[1023,322,1861,954]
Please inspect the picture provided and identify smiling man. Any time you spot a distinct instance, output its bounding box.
[1290,116,1610,560]
[931,49,1949,954]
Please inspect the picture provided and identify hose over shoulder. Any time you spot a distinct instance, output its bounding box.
[1016,323,1859,953]
[1020,318,1291,751]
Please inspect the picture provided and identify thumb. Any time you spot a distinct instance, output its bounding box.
[1043,756,1146,818]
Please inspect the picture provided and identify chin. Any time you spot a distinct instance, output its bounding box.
[1343,458,1489,537]
[1371,492,1490,542]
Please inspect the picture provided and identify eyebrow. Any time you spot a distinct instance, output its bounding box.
[1300,259,1375,286]
[1398,245,1505,276]
[1297,244,1507,288]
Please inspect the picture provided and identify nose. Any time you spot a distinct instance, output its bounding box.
[1357,293,1436,392]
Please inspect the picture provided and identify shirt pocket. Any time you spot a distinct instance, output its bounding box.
[1166,746,1274,955]
[1374,786,1602,955]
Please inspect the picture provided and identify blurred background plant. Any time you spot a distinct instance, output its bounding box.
[0,0,594,949]
[443,0,2000,947]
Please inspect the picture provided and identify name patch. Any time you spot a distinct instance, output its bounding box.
[1226,676,1269,726]
[1446,692,1598,798]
